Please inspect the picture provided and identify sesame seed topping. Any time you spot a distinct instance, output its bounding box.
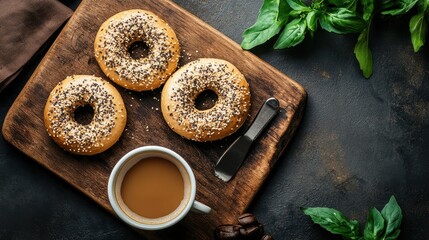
[162,59,251,141]
[95,10,180,91]
[45,76,125,154]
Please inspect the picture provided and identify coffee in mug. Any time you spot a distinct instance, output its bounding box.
[121,156,185,218]
[108,146,211,230]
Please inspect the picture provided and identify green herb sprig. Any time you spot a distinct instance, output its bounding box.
[242,0,429,78]
[301,195,403,240]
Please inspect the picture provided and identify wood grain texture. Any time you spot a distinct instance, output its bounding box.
[2,0,306,239]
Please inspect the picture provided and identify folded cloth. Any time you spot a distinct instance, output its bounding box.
[0,68,22,93]
[0,0,73,90]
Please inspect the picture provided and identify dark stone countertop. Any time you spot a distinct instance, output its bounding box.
[1,1,428,239]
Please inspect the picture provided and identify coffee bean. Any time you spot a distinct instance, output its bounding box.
[261,235,274,240]
[214,225,242,240]
[239,223,264,240]
[238,213,259,227]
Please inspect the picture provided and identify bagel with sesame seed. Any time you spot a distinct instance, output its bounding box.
[94,9,180,91]
[161,58,251,142]
[44,75,127,155]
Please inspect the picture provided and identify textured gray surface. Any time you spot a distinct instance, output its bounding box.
[1,0,428,239]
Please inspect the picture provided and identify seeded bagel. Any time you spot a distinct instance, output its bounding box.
[94,9,180,91]
[161,58,251,142]
[44,75,127,155]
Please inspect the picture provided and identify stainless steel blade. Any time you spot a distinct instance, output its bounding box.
[214,97,279,182]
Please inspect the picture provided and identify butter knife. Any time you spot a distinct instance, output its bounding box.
[214,97,280,182]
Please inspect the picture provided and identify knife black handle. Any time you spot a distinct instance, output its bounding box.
[244,97,279,141]
[214,97,280,182]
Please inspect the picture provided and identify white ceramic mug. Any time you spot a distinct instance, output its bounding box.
[108,146,211,230]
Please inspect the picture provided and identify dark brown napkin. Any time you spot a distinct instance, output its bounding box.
[0,0,73,91]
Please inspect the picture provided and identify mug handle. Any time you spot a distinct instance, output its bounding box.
[191,200,211,214]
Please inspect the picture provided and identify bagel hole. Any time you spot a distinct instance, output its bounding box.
[128,41,149,59]
[194,90,218,110]
[73,104,94,125]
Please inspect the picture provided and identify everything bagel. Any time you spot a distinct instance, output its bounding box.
[94,9,180,91]
[44,75,127,155]
[161,58,251,142]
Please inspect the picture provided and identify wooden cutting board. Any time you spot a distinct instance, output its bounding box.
[2,0,306,239]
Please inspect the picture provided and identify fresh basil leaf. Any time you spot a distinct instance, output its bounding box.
[301,207,361,239]
[364,208,385,240]
[348,0,358,11]
[354,26,373,78]
[361,0,375,21]
[381,0,419,16]
[409,11,427,52]
[290,9,305,18]
[327,0,357,10]
[276,0,290,23]
[320,8,366,34]
[241,0,290,50]
[424,0,429,10]
[381,196,403,240]
[306,10,319,32]
[287,0,311,11]
[274,17,307,48]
